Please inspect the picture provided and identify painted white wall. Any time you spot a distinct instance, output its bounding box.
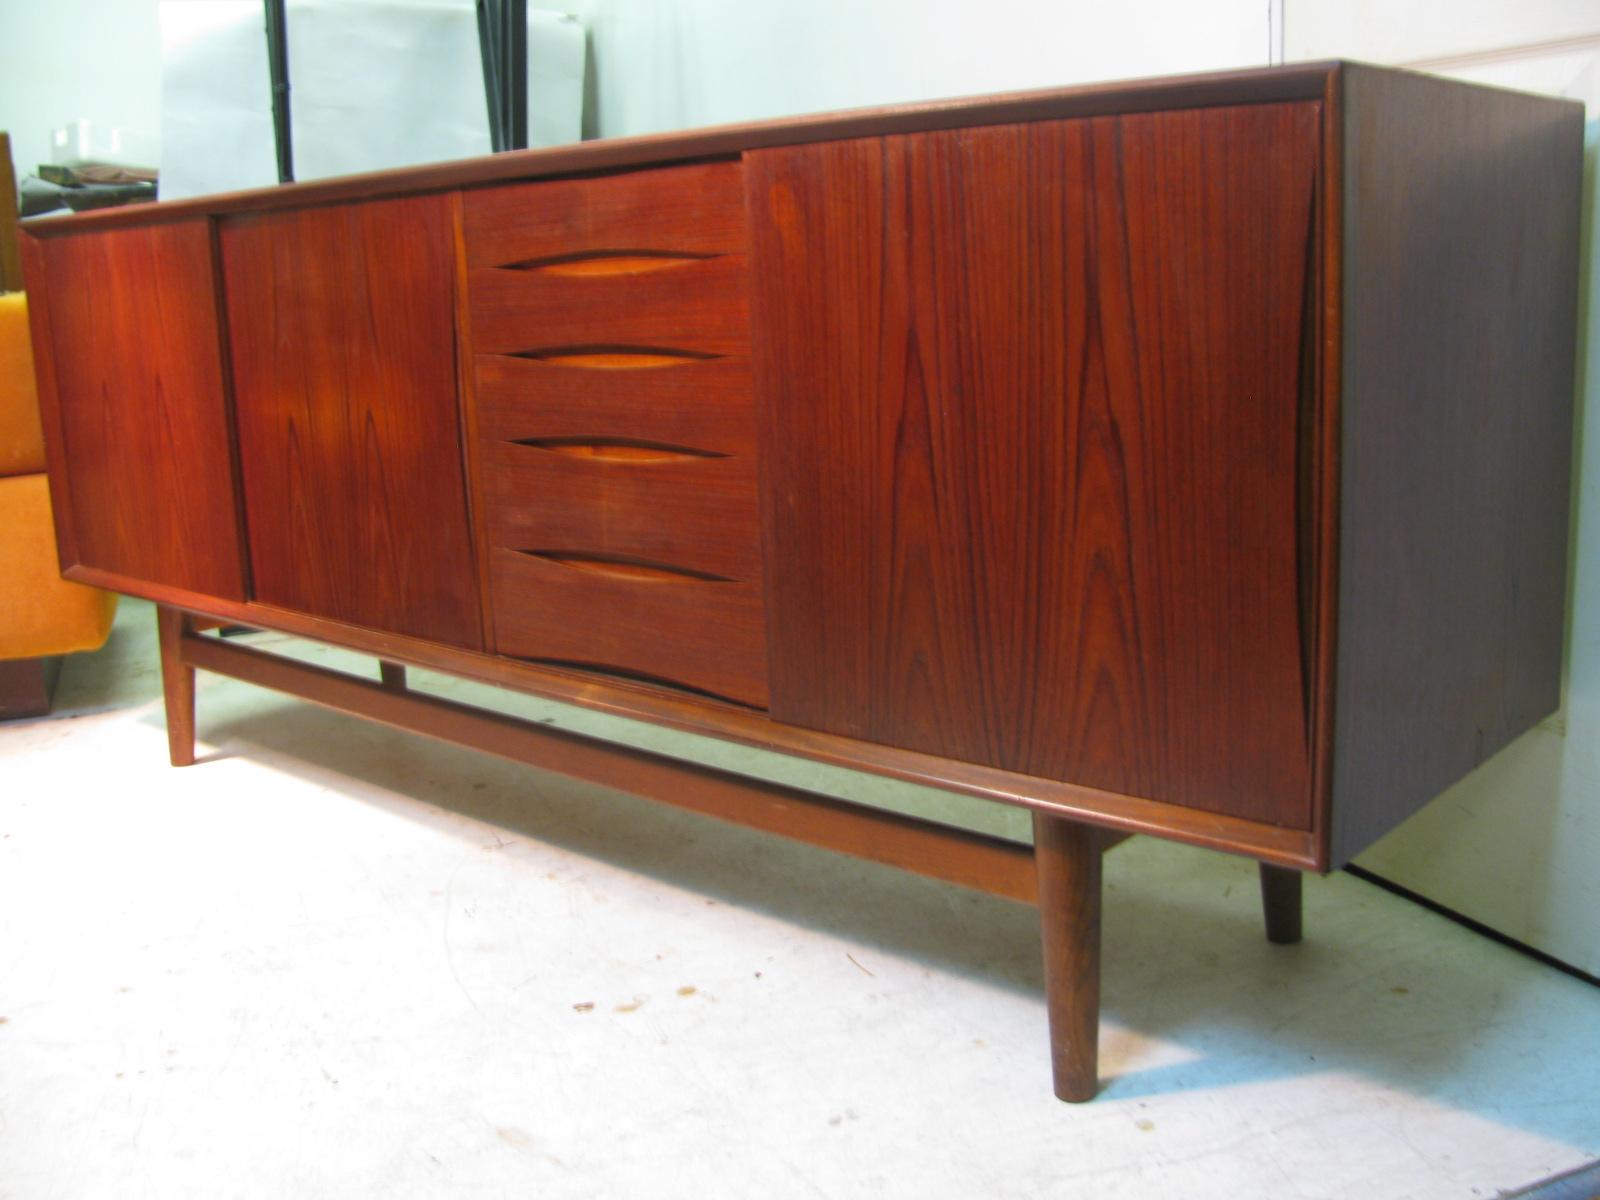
[1285,0,1600,65]
[2,1,1266,175]
[1284,6,1600,976]
[576,0,1267,139]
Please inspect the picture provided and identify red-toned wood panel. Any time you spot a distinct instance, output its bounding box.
[475,356,755,456]
[484,442,760,583]
[748,102,1321,828]
[491,548,768,708]
[25,221,246,599]
[220,195,483,648]
[467,255,749,357]
[462,161,747,268]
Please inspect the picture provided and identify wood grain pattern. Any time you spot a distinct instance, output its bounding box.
[16,234,80,566]
[475,354,755,457]
[21,221,247,598]
[483,440,759,583]
[1033,814,1103,1102]
[465,160,768,704]
[62,559,1322,867]
[28,63,1577,880]
[490,546,768,707]
[749,102,1322,828]
[467,253,749,358]
[221,195,484,648]
[462,161,747,267]
[450,189,501,651]
[156,606,196,766]
[1329,67,1584,864]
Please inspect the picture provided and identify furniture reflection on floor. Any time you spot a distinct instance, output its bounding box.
[19,64,1583,1098]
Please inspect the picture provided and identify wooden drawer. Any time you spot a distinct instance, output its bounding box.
[475,355,755,456]
[467,253,748,358]
[484,441,759,584]
[462,160,746,266]
[464,160,749,357]
[464,159,768,705]
[490,547,768,708]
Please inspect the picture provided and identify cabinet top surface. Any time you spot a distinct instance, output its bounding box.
[24,60,1358,236]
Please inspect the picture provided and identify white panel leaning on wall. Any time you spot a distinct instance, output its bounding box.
[158,0,586,201]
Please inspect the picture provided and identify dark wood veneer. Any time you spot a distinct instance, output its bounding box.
[475,356,756,457]
[483,441,760,583]
[220,195,484,648]
[1328,65,1584,864]
[467,253,750,359]
[749,102,1321,829]
[20,62,1581,1102]
[59,560,1323,867]
[490,545,769,708]
[462,160,748,266]
[20,221,247,599]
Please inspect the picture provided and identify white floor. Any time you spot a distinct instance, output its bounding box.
[2,602,1598,1200]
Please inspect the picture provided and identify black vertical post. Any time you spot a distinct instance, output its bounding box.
[476,0,506,152]
[477,0,528,154]
[505,0,527,150]
[264,0,293,182]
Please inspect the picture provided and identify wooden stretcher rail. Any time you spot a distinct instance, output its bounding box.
[179,629,1043,903]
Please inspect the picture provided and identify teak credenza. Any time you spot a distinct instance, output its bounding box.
[21,62,1583,1100]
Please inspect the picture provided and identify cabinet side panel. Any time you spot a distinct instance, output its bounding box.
[221,195,484,649]
[25,221,246,599]
[1331,68,1584,864]
[750,103,1321,828]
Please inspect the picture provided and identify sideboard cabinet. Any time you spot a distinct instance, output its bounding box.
[20,62,1583,1100]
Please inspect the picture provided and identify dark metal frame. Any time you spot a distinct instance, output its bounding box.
[478,0,530,152]
[263,0,529,184]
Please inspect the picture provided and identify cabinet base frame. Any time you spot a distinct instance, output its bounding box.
[154,604,1302,1102]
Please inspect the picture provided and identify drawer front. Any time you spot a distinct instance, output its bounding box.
[475,355,755,456]
[467,253,749,358]
[462,160,746,267]
[491,548,768,708]
[484,442,759,584]
[464,161,767,705]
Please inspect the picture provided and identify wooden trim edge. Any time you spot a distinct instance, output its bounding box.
[181,631,1040,902]
[73,568,1321,868]
[24,63,1343,237]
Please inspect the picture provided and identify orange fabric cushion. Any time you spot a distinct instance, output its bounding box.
[0,292,47,478]
[0,472,117,659]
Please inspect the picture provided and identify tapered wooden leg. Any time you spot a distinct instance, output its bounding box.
[379,661,408,692]
[156,606,196,767]
[1033,813,1103,1102]
[1259,864,1303,945]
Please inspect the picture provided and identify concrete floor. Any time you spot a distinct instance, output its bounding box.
[2,600,1598,1199]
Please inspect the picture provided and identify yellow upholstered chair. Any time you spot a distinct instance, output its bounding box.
[1,137,119,715]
